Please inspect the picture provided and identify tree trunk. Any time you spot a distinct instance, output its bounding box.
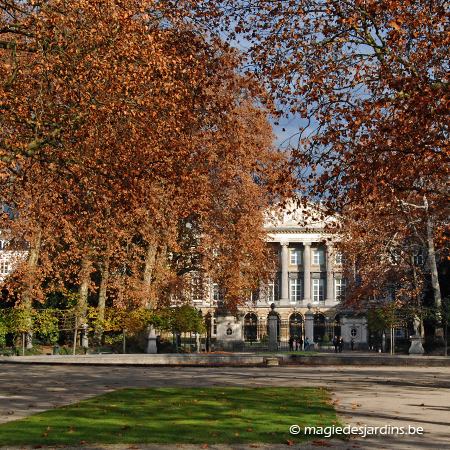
[93,254,110,346]
[424,196,443,338]
[78,252,92,346]
[143,238,157,309]
[22,227,42,348]
[410,252,422,336]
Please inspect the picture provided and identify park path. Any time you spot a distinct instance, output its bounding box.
[0,364,449,450]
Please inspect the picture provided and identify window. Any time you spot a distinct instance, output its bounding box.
[335,279,346,301]
[313,249,324,265]
[335,251,345,265]
[191,274,203,302]
[290,250,302,265]
[414,250,424,266]
[312,279,324,302]
[267,279,279,303]
[289,279,302,302]
[0,261,9,275]
[246,288,259,304]
[212,283,220,304]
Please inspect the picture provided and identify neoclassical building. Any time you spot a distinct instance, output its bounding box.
[196,201,368,350]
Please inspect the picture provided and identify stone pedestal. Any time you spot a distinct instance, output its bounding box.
[214,311,244,351]
[305,307,314,349]
[146,326,157,354]
[25,331,33,349]
[268,304,278,352]
[409,335,425,355]
[81,324,89,348]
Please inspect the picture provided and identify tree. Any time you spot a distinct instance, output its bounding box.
[336,187,448,340]
[196,0,450,216]
[1,1,291,344]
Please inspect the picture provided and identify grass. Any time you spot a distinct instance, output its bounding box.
[0,387,342,445]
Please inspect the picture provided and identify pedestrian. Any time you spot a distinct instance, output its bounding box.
[295,338,299,351]
[338,336,344,353]
[351,338,355,350]
[304,336,310,351]
[333,335,338,353]
[289,336,294,351]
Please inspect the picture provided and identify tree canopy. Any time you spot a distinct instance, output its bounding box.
[195,0,450,212]
[0,0,291,332]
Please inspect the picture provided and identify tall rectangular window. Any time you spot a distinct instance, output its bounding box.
[414,250,424,266]
[212,283,220,304]
[191,274,203,303]
[313,250,324,265]
[313,279,324,302]
[290,250,302,265]
[289,279,302,302]
[268,279,279,303]
[335,279,346,301]
[0,261,8,274]
[335,251,345,265]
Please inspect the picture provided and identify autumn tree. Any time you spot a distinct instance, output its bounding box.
[337,188,448,337]
[190,1,450,323]
[0,0,291,345]
[198,0,450,209]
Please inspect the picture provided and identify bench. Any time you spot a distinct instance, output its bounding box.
[0,347,16,356]
[85,347,115,355]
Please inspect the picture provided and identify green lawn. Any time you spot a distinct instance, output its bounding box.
[0,387,342,445]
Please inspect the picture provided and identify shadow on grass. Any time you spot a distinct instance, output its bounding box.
[0,387,344,445]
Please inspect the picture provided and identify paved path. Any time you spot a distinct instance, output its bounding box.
[0,364,449,450]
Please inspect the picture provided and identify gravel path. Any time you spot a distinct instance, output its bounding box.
[0,364,449,450]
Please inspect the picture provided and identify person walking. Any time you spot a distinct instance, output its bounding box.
[289,336,294,351]
[351,338,355,350]
[333,335,338,353]
[304,336,310,351]
[338,336,344,353]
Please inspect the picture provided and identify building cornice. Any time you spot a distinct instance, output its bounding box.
[266,228,333,234]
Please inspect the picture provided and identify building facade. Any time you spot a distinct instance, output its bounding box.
[195,201,368,350]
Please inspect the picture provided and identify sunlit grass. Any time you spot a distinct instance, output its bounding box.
[0,387,342,445]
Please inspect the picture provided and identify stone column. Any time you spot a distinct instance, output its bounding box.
[280,243,289,304]
[303,243,311,302]
[326,244,334,303]
[268,304,278,351]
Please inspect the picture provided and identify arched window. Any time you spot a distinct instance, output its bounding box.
[289,313,303,342]
[313,313,326,343]
[244,313,258,342]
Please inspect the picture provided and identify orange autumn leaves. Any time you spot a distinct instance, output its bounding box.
[0,1,290,313]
